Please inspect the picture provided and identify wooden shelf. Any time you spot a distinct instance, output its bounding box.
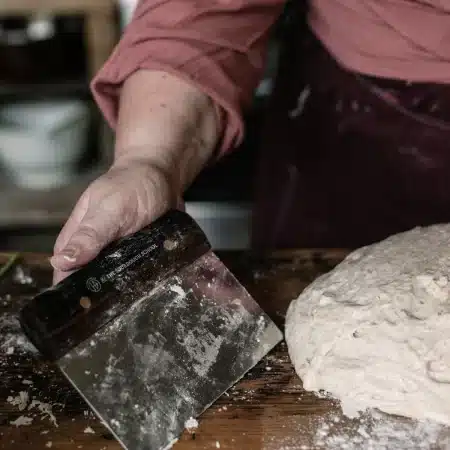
[0,79,89,100]
[0,0,114,14]
[0,0,117,229]
[0,165,107,228]
[0,0,117,77]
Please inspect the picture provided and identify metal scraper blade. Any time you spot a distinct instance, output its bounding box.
[19,210,283,450]
[59,252,282,449]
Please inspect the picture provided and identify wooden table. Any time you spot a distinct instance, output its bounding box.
[1,251,449,450]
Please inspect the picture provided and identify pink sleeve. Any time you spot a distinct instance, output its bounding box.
[90,0,285,155]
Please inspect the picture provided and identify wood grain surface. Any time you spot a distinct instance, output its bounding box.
[1,251,449,450]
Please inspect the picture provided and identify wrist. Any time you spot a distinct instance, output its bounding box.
[114,70,219,190]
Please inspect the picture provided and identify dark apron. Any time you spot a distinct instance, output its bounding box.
[252,24,450,250]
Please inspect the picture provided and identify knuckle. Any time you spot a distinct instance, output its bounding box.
[76,225,102,245]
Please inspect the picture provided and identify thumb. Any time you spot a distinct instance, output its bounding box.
[51,211,119,272]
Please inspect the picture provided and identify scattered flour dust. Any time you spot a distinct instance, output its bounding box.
[0,314,38,355]
[0,267,37,355]
[28,400,58,427]
[313,411,450,450]
[184,417,198,431]
[13,265,34,285]
[7,393,58,427]
[262,410,450,450]
[84,426,96,434]
[7,391,29,411]
[10,416,33,427]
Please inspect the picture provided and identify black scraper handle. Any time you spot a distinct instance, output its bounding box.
[19,209,211,361]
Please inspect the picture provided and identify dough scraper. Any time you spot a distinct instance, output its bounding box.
[19,209,282,450]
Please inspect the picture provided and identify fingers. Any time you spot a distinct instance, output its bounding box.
[52,267,76,285]
[176,196,185,211]
[51,211,119,272]
[53,191,90,255]
[50,163,175,285]
[51,175,122,277]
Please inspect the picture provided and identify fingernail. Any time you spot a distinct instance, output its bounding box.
[61,247,78,262]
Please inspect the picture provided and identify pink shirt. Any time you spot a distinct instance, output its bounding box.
[91,0,450,154]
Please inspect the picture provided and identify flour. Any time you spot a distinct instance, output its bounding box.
[0,314,38,354]
[12,265,33,285]
[262,410,450,450]
[313,410,450,450]
[10,416,33,426]
[184,417,198,431]
[285,224,450,425]
[7,391,29,411]
[289,86,311,118]
[28,400,58,427]
[178,325,223,377]
[8,393,58,427]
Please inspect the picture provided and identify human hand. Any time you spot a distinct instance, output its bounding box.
[50,159,176,284]
[50,70,219,284]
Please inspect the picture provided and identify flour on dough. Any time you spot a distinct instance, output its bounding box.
[285,225,450,425]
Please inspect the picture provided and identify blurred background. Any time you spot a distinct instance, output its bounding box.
[0,0,292,253]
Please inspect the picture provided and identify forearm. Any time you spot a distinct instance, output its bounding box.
[113,70,220,192]
[92,0,285,161]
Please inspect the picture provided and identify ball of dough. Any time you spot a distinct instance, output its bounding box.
[285,225,450,425]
